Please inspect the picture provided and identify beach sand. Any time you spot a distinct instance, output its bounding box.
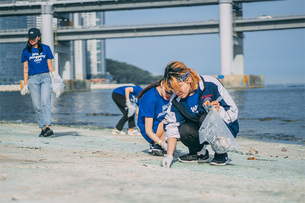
[0,122,304,202]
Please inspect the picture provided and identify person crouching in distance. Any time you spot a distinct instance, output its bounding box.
[161,61,239,168]
[137,79,173,156]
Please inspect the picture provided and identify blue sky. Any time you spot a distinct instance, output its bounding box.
[105,0,305,84]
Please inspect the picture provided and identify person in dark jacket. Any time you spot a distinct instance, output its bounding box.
[161,61,239,168]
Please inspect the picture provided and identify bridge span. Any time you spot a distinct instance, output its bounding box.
[0,14,304,42]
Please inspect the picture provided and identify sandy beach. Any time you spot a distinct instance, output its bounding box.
[0,122,304,202]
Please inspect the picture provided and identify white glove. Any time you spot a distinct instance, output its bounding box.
[161,155,173,168]
[51,71,60,79]
[21,85,29,95]
[160,142,168,151]
[126,100,136,117]
[126,100,132,109]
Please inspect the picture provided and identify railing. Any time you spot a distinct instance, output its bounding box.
[0,0,121,4]
[235,13,305,20]
[0,13,303,33]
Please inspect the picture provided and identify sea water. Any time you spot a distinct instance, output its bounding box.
[0,84,304,143]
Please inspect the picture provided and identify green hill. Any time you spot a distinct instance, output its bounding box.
[106,59,162,85]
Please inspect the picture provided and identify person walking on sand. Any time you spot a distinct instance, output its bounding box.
[112,85,143,135]
[20,28,61,137]
[161,61,239,168]
[137,79,173,156]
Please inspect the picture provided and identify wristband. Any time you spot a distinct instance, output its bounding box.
[158,140,162,146]
[51,71,55,74]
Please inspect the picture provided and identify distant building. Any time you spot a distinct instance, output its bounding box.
[0,15,33,85]
[0,2,106,84]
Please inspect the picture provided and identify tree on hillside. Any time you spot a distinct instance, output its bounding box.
[106,59,162,84]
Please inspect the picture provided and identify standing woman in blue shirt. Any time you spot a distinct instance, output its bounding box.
[20,28,59,137]
[137,80,172,156]
[112,85,143,135]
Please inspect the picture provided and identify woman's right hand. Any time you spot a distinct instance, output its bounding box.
[21,85,29,95]
[161,155,173,168]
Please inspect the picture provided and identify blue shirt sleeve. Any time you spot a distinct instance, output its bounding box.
[140,90,156,118]
[44,45,54,59]
[21,49,28,63]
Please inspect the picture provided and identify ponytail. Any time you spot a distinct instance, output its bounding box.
[137,79,162,100]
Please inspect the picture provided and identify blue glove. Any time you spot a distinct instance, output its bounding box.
[161,155,173,168]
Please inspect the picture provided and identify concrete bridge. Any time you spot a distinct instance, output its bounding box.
[0,0,304,87]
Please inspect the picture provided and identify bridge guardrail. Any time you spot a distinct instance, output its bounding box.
[0,13,303,33]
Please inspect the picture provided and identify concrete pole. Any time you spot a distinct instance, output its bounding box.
[233,4,245,75]
[100,12,107,76]
[73,13,87,80]
[41,3,54,54]
[219,0,233,75]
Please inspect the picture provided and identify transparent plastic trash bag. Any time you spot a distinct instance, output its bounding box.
[51,75,65,98]
[199,107,239,153]
[127,102,137,117]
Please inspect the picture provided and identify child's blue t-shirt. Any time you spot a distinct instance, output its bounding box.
[113,85,143,103]
[21,44,54,76]
[137,87,170,143]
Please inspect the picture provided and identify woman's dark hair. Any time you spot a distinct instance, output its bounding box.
[137,79,162,100]
[26,38,43,54]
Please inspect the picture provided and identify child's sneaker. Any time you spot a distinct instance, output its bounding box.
[112,129,126,135]
[127,129,141,136]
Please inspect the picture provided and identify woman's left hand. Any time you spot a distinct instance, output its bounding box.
[211,100,220,112]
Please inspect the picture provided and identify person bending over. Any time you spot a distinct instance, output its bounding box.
[112,85,143,135]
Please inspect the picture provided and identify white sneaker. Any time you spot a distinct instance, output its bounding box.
[127,129,141,136]
[112,129,126,135]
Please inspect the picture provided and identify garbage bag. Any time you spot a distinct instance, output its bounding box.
[127,102,137,117]
[51,75,65,98]
[199,107,239,153]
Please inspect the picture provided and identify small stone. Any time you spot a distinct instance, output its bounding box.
[281,147,287,152]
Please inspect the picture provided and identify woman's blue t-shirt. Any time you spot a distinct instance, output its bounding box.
[137,87,170,143]
[186,89,200,115]
[113,85,143,103]
[21,44,54,76]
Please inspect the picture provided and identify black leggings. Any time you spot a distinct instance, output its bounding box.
[179,113,207,155]
[112,92,135,131]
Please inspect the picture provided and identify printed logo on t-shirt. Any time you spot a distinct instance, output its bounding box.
[190,104,198,113]
[157,103,170,118]
[29,53,46,63]
[130,95,138,103]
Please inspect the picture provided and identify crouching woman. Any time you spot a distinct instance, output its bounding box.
[137,80,173,156]
[161,61,239,168]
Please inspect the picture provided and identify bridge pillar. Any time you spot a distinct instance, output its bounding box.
[100,12,107,76]
[233,3,244,75]
[41,3,53,51]
[73,13,87,80]
[41,3,56,70]
[219,0,233,75]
